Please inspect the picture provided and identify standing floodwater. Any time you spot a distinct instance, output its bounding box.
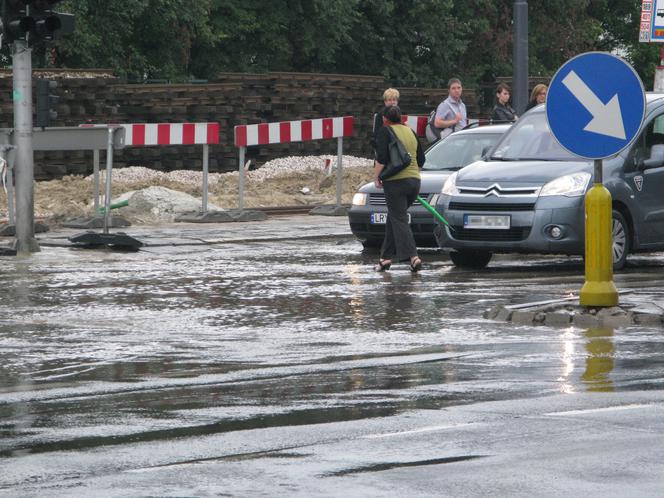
[2,218,664,496]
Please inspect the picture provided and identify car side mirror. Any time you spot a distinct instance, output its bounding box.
[643,144,664,169]
[480,146,491,159]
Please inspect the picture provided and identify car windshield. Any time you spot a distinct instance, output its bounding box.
[490,112,578,161]
[423,132,502,170]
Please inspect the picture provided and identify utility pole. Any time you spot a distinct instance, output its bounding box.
[12,39,40,254]
[513,0,529,115]
[2,0,75,254]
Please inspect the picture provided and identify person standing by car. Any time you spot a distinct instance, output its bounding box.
[373,105,425,272]
[371,88,400,156]
[490,83,517,123]
[427,78,467,143]
[525,84,548,111]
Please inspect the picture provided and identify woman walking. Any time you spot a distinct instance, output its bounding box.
[373,105,425,272]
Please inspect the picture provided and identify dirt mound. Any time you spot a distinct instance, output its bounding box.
[0,155,374,225]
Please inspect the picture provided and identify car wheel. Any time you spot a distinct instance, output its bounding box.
[449,250,493,269]
[612,209,630,270]
[361,239,382,249]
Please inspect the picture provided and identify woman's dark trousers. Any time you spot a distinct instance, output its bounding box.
[380,177,421,262]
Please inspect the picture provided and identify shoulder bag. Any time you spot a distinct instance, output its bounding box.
[379,126,412,181]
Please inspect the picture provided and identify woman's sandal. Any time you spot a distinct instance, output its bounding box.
[410,257,422,272]
[374,259,392,272]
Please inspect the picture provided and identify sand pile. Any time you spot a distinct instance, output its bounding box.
[0,155,374,225]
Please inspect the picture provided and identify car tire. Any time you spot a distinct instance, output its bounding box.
[612,209,630,271]
[449,250,493,269]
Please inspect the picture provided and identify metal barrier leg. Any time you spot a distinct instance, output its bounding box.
[93,149,100,212]
[238,146,245,210]
[336,137,343,208]
[103,129,114,234]
[202,144,209,214]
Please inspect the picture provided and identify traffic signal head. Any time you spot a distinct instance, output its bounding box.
[2,0,74,44]
[35,78,58,127]
[3,0,35,43]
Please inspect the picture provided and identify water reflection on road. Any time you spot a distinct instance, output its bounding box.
[2,238,664,493]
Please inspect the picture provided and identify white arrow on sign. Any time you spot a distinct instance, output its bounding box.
[562,70,626,140]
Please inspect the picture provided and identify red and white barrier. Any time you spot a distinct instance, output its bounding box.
[401,115,429,137]
[234,116,353,147]
[122,122,220,147]
[80,122,220,214]
[234,116,355,211]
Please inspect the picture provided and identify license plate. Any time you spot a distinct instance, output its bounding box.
[463,214,510,229]
[370,213,411,224]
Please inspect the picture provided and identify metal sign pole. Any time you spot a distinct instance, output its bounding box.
[335,137,343,208]
[93,149,100,212]
[202,144,209,214]
[103,128,115,235]
[12,40,39,254]
[238,146,246,210]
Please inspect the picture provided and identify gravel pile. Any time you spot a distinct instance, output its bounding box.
[86,155,373,186]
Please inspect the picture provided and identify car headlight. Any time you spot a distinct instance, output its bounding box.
[441,172,459,195]
[352,193,368,206]
[539,172,591,197]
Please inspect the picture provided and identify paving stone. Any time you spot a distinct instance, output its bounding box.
[511,311,536,325]
[632,313,663,326]
[495,307,513,321]
[599,312,633,328]
[483,306,501,320]
[544,312,572,327]
[573,314,601,328]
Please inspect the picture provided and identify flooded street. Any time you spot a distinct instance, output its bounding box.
[2,221,664,496]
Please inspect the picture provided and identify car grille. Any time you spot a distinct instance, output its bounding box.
[451,226,531,241]
[369,193,430,206]
[448,202,536,212]
[457,184,539,196]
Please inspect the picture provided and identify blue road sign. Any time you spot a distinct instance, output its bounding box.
[546,52,645,159]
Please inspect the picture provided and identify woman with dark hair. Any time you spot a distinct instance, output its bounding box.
[373,105,425,272]
[491,83,517,123]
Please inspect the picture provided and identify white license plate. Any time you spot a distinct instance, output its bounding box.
[370,213,411,224]
[463,214,510,229]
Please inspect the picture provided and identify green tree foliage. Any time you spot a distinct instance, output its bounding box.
[26,0,661,88]
[53,0,216,80]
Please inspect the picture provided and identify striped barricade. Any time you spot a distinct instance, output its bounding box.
[233,116,354,210]
[402,115,429,137]
[80,122,220,215]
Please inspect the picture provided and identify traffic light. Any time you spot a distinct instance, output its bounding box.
[35,78,57,127]
[31,0,74,41]
[1,0,74,44]
[2,0,35,43]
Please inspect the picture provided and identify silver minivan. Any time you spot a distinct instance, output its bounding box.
[433,94,664,269]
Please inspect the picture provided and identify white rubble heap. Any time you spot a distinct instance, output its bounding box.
[74,155,373,223]
[87,155,373,186]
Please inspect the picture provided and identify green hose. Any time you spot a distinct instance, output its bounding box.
[97,199,129,213]
[417,195,453,229]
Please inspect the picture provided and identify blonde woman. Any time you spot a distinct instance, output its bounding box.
[371,87,400,156]
[526,84,547,111]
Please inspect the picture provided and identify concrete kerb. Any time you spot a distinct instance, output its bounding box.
[484,291,664,328]
[234,116,355,218]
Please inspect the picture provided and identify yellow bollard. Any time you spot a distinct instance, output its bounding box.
[580,182,618,306]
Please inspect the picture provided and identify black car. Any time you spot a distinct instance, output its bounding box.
[348,124,510,248]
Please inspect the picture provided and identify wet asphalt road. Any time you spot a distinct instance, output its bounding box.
[1,218,664,496]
